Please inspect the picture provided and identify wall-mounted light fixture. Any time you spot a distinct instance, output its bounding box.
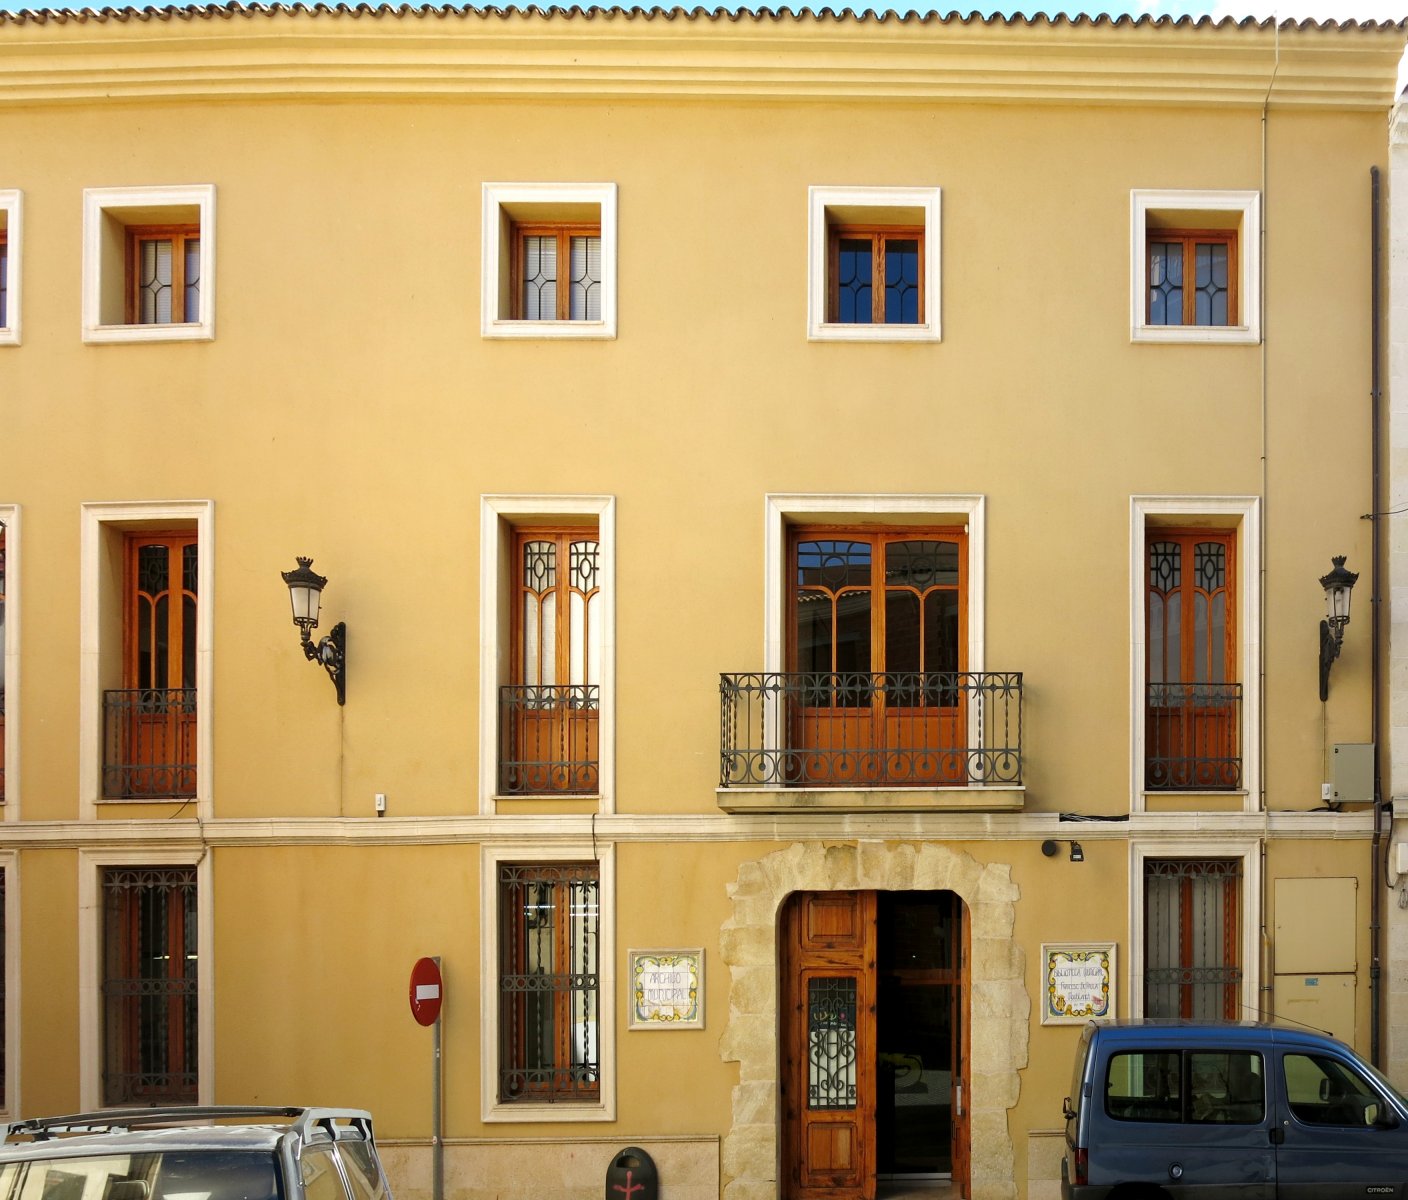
[1318,555,1359,702]
[281,556,346,705]
[1042,839,1084,863]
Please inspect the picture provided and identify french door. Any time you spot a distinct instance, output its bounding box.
[782,891,969,1200]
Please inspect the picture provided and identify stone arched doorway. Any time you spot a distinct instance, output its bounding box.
[718,842,1028,1200]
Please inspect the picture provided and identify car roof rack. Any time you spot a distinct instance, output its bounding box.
[2,1106,308,1143]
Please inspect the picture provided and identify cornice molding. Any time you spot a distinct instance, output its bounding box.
[0,10,1401,108]
[0,809,1375,847]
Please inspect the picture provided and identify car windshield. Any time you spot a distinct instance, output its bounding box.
[3,1150,282,1200]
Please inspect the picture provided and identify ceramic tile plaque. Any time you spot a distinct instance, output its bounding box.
[628,949,704,1030]
[1042,943,1115,1025]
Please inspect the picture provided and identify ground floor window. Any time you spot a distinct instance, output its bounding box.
[101,865,197,1105]
[498,861,600,1103]
[1144,857,1241,1019]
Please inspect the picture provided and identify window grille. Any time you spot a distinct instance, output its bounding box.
[1144,858,1241,1019]
[101,866,197,1105]
[498,862,600,1102]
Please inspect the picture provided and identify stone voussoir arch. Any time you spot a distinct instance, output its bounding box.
[718,840,1028,1200]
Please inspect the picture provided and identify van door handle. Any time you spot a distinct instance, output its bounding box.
[1269,1127,1284,1145]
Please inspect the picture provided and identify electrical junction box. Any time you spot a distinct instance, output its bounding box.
[1332,743,1374,806]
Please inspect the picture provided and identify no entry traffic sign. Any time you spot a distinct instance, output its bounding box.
[409,956,443,1026]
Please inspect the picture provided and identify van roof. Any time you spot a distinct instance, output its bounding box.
[1085,1019,1346,1050]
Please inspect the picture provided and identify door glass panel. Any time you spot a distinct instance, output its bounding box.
[807,977,858,1110]
[1285,1053,1382,1127]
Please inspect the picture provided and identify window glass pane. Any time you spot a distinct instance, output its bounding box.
[1106,1051,1182,1122]
[924,591,960,676]
[1285,1053,1381,1127]
[1194,242,1228,326]
[300,1149,350,1200]
[837,238,872,324]
[808,977,858,1110]
[569,235,601,321]
[140,239,174,325]
[884,238,920,324]
[1149,241,1182,325]
[885,591,920,675]
[184,237,201,323]
[0,240,8,329]
[834,590,871,676]
[1190,1051,1264,1124]
[339,1143,388,1200]
[521,235,557,320]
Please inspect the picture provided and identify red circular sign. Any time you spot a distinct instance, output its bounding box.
[409,957,443,1026]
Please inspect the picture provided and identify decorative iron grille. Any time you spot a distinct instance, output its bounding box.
[498,862,600,1103]
[499,684,599,795]
[101,866,197,1105]
[719,671,1022,787]
[1145,858,1242,1020]
[102,688,197,799]
[807,977,858,1110]
[1146,682,1242,790]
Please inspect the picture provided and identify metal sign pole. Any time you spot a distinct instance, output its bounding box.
[432,956,443,1200]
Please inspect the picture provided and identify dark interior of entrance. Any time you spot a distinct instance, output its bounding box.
[877,891,960,1180]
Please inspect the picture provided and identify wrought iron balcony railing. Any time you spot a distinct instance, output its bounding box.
[719,671,1023,788]
[499,683,600,795]
[102,688,197,800]
[1145,681,1242,791]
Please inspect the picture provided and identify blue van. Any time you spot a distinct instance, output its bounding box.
[1062,1020,1408,1198]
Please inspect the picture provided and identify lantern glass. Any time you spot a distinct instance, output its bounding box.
[1326,582,1351,625]
[289,581,322,626]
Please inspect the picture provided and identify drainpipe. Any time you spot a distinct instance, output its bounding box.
[1370,165,1384,1067]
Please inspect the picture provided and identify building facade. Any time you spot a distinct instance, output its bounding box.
[0,9,1404,1200]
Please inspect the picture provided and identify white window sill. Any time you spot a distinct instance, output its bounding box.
[0,329,17,347]
[84,322,213,345]
[808,321,940,344]
[482,1098,615,1124]
[483,319,615,341]
[716,785,1024,813]
[1132,324,1258,346]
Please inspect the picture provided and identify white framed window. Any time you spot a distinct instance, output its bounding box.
[1130,496,1259,812]
[1131,190,1260,345]
[78,846,213,1110]
[479,496,615,813]
[79,501,214,820]
[0,852,18,1117]
[0,506,16,818]
[0,191,21,346]
[479,842,615,1123]
[82,185,216,344]
[1129,838,1260,1020]
[808,186,941,343]
[481,183,617,339]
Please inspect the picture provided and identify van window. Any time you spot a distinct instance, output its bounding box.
[1285,1053,1381,1127]
[1106,1051,1181,1122]
[1107,1049,1264,1124]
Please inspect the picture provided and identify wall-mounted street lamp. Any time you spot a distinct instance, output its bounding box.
[282,557,346,705]
[1318,555,1359,702]
[1042,839,1084,863]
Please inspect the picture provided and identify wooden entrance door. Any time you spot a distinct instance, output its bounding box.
[782,892,970,1200]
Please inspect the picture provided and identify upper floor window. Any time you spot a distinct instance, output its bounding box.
[829,226,923,325]
[482,183,617,339]
[1145,530,1239,791]
[515,225,602,321]
[128,225,201,325]
[1131,190,1259,344]
[0,190,19,346]
[83,185,216,344]
[808,186,941,342]
[500,528,600,795]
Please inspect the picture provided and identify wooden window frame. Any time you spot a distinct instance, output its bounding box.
[510,527,600,689]
[787,525,967,676]
[125,224,200,326]
[124,532,198,692]
[1146,228,1238,327]
[0,231,8,330]
[510,222,601,322]
[1143,858,1241,1021]
[826,224,926,326]
[1145,528,1237,685]
[498,861,601,1104]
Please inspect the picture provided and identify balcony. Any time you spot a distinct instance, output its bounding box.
[1145,682,1242,791]
[102,688,196,800]
[499,683,599,796]
[719,671,1023,812]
